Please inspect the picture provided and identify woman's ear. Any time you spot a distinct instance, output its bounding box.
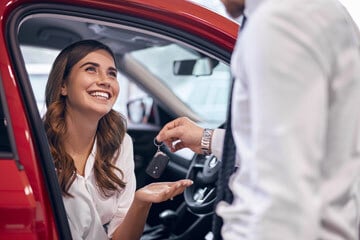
[61,85,67,96]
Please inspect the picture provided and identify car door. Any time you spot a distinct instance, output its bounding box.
[3,0,237,237]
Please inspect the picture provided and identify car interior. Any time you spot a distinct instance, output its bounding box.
[6,3,233,239]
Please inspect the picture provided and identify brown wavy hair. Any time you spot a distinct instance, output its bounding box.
[43,40,127,197]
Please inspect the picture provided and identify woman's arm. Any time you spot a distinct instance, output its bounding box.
[111,195,151,240]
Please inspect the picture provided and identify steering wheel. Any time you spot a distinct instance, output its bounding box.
[184,153,221,214]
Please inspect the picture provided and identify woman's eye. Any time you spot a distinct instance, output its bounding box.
[109,71,117,78]
[85,66,96,72]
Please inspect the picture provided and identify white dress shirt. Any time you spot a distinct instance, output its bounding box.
[212,0,360,239]
[63,133,136,240]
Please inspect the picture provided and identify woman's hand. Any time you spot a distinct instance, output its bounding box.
[135,179,193,204]
[113,179,192,240]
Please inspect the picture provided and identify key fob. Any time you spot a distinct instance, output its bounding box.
[146,151,170,179]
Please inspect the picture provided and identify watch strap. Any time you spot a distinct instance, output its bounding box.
[201,128,213,155]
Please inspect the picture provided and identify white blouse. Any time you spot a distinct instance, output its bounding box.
[63,133,136,239]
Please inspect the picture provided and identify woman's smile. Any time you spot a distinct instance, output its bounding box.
[89,91,111,100]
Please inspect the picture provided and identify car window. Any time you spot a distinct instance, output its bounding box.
[19,15,231,128]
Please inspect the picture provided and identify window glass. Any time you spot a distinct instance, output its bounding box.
[21,46,58,115]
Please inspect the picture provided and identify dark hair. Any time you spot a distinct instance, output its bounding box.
[43,40,127,197]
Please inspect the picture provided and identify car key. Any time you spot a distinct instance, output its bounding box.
[145,138,170,179]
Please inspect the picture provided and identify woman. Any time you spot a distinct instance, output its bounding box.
[43,39,192,240]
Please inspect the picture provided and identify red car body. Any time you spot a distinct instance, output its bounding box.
[0,0,237,239]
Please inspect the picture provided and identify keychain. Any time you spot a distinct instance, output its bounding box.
[145,138,170,179]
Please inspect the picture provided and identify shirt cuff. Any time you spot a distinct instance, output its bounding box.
[211,128,225,159]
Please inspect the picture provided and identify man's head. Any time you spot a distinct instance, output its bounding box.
[220,0,245,18]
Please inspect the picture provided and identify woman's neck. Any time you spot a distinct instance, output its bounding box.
[64,113,98,176]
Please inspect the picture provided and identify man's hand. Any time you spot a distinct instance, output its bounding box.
[156,117,204,154]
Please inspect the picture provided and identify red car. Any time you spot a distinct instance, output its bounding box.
[0,0,237,239]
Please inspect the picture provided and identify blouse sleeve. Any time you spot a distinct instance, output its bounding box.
[107,133,136,238]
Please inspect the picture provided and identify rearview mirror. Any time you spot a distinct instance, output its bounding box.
[173,58,217,76]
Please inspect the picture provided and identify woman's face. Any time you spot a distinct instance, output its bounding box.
[61,49,119,119]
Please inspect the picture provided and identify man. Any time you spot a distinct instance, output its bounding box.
[156,0,360,239]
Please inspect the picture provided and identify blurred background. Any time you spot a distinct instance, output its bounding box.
[189,0,360,28]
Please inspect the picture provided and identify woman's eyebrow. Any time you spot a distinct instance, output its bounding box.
[79,62,99,68]
[108,66,117,72]
[80,62,117,72]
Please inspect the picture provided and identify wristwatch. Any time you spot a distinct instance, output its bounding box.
[201,128,214,155]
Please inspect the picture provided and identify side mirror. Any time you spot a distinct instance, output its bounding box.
[127,98,146,124]
[173,58,218,76]
[126,97,153,124]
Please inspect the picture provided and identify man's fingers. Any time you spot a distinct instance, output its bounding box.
[173,141,185,151]
[156,117,190,142]
[158,125,184,144]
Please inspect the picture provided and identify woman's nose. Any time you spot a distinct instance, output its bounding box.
[97,73,111,87]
